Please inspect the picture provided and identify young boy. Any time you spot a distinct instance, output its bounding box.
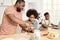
[21,9,39,32]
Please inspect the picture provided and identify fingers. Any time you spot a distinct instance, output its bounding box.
[24,27,34,33]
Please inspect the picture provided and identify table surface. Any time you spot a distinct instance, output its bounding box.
[0,30,60,40]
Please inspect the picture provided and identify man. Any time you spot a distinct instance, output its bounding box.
[0,0,33,34]
[40,12,57,31]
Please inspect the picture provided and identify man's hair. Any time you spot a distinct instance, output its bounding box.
[44,12,49,16]
[26,9,38,18]
[15,0,25,5]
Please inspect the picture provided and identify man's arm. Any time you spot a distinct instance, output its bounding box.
[7,14,34,31]
[7,14,27,28]
[7,14,34,32]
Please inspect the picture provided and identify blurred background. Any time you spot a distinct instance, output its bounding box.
[0,0,60,33]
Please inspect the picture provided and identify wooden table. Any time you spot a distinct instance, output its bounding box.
[0,30,60,40]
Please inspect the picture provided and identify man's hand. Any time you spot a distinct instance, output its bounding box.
[24,26,34,33]
[26,27,34,31]
[21,22,34,33]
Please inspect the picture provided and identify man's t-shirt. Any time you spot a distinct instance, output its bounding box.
[0,6,22,34]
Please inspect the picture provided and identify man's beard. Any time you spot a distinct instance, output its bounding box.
[16,7,21,12]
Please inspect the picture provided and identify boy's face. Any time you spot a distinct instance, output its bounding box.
[45,14,50,20]
[29,15,35,22]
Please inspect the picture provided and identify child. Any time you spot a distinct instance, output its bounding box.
[21,9,39,33]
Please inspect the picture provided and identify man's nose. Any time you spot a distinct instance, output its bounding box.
[22,7,24,10]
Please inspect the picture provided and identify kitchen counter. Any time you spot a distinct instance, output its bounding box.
[0,30,60,40]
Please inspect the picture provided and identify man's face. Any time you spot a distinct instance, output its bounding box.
[16,2,25,12]
[29,15,35,22]
[45,14,50,20]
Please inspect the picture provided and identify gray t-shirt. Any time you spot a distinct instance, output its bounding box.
[26,20,39,29]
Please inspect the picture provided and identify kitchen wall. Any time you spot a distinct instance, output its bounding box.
[25,0,60,25]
